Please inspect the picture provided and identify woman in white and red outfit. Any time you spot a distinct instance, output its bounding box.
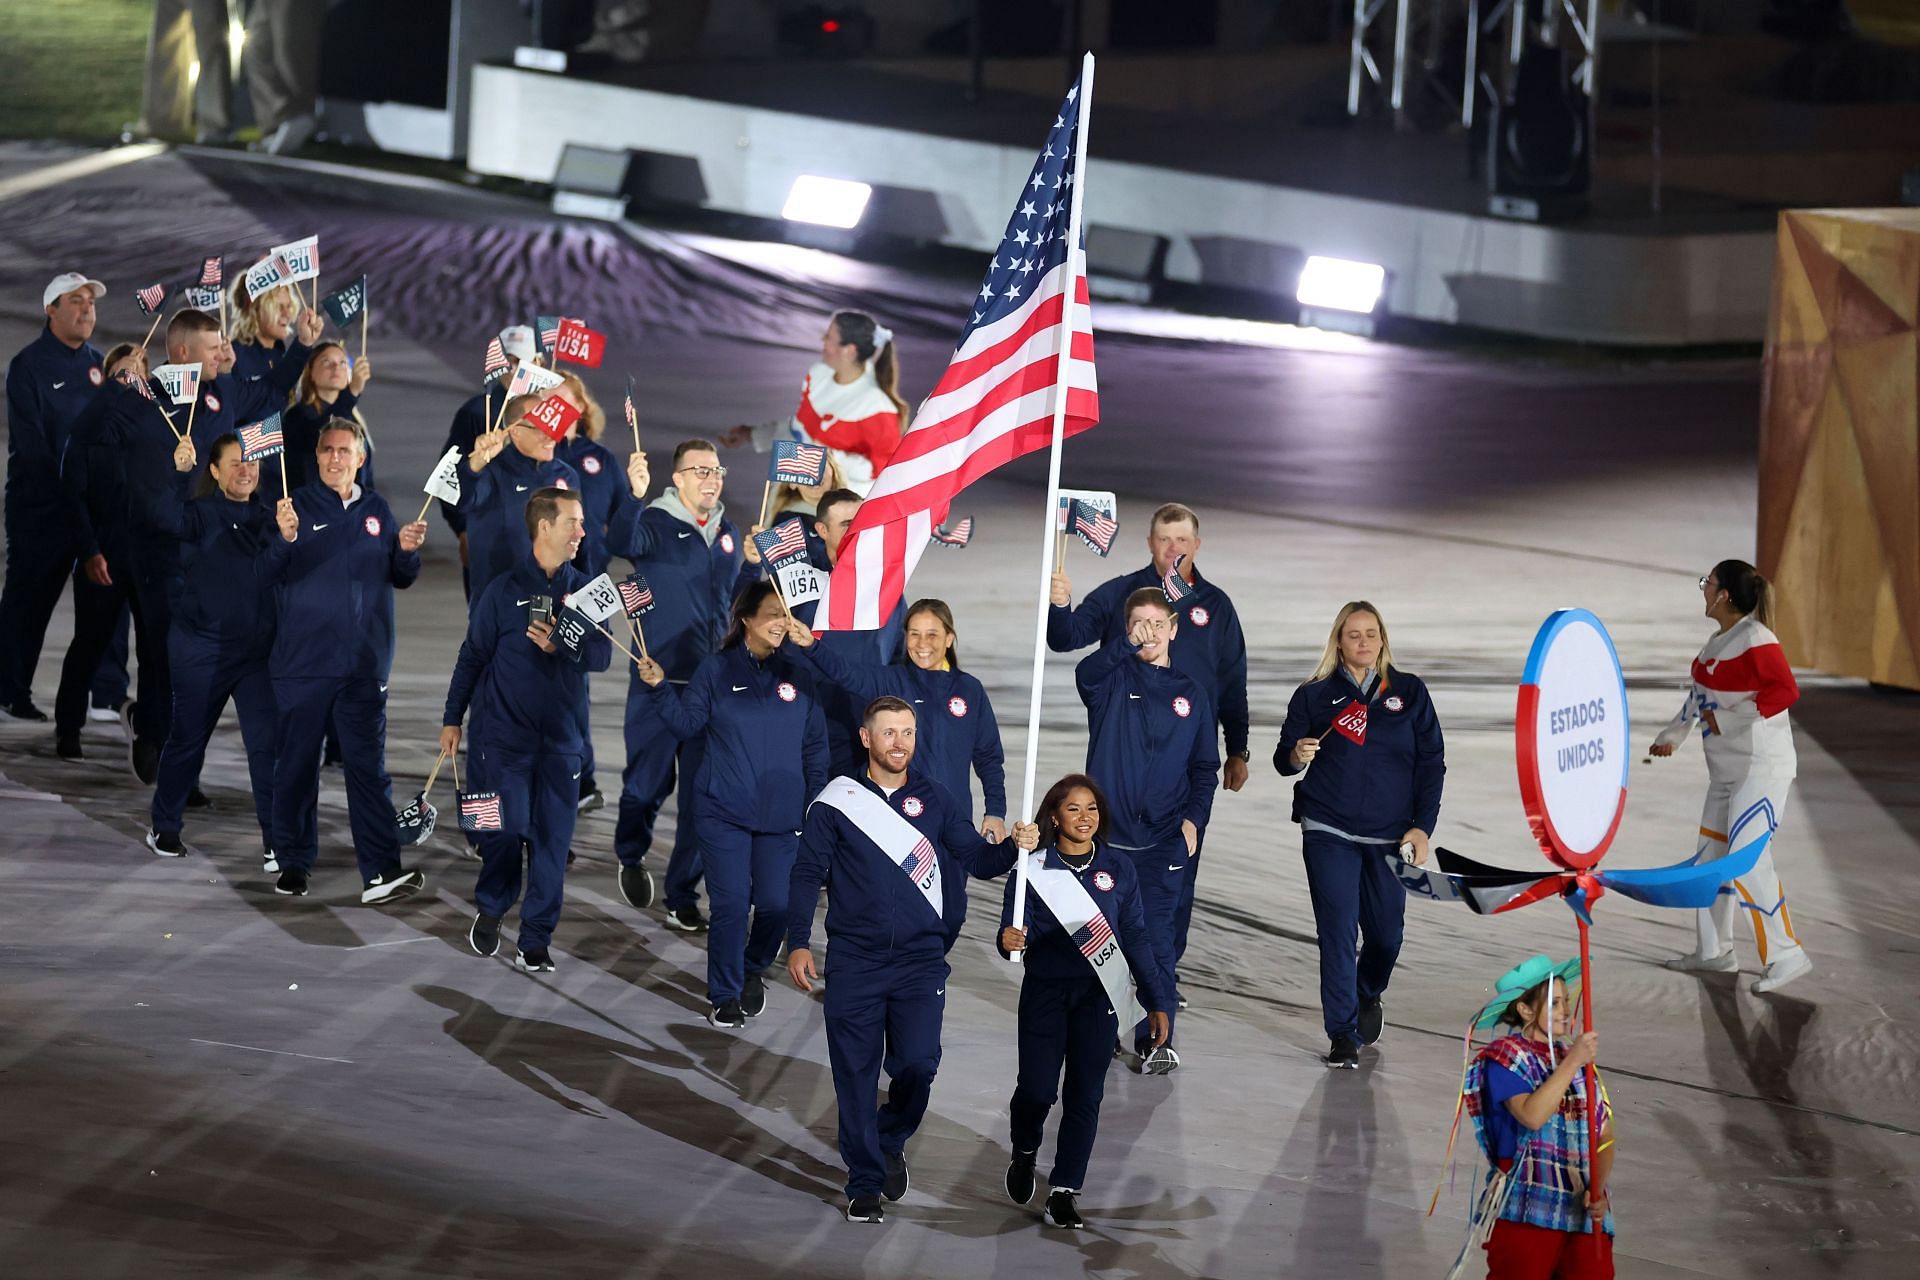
[1649,558,1812,995]
[739,311,908,497]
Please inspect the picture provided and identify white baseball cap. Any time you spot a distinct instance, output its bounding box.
[499,325,537,361]
[44,272,107,309]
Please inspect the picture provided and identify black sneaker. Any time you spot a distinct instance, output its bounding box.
[617,863,655,909]
[185,787,211,809]
[145,828,185,858]
[55,734,84,761]
[707,1000,746,1029]
[515,947,556,973]
[845,1196,885,1224]
[1043,1188,1084,1229]
[361,868,425,905]
[576,786,604,814]
[2,699,49,723]
[565,848,576,867]
[1358,998,1385,1047]
[741,970,767,1018]
[274,866,310,896]
[469,913,502,958]
[130,737,160,785]
[261,847,279,874]
[882,1150,909,1202]
[1142,1045,1181,1076]
[663,903,708,933]
[1005,1150,1038,1205]
[1325,1035,1360,1069]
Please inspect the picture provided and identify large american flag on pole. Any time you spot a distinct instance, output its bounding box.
[815,77,1098,632]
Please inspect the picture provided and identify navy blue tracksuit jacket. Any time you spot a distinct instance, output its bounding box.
[439,384,509,536]
[607,499,741,682]
[556,435,632,579]
[277,393,376,499]
[794,641,1007,821]
[461,444,580,602]
[181,341,311,457]
[1273,665,1445,839]
[1047,561,1250,760]
[1076,638,1220,851]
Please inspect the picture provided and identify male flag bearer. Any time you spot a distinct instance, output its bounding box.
[263,422,428,901]
[1049,502,1248,997]
[441,487,611,971]
[1074,588,1218,1073]
[787,696,1040,1224]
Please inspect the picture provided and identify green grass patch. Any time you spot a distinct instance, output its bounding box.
[0,0,153,141]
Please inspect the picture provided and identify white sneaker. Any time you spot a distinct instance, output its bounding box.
[1751,949,1813,995]
[1664,949,1738,973]
[86,705,119,723]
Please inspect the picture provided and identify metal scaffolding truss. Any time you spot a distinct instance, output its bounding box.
[1347,0,1602,128]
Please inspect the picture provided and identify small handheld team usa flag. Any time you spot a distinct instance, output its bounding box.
[238,413,284,461]
[458,791,503,832]
[423,445,463,506]
[243,253,293,302]
[566,572,623,624]
[181,285,222,312]
[1162,554,1195,606]
[523,393,582,442]
[134,282,168,316]
[268,235,319,284]
[624,374,638,430]
[482,336,511,384]
[1070,499,1118,556]
[120,368,158,400]
[770,439,828,487]
[930,516,974,548]
[551,607,591,658]
[320,274,367,328]
[751,517,810,568]
[1328,699,1369,746]
[505,362,565,399]
[1071,911,1114,960]
[618,573,656,618]
[536,313,564,360]
[152,362,202,405]
[198,256,223,287]
[553,317,606,368]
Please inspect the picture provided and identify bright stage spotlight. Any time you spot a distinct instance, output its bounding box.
[782,176,873,229]
[1296,256,1386,314]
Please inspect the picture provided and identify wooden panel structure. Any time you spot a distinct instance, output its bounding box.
[1759,209,1920,690]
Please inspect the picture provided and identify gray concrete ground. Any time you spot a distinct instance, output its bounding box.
[1,144,1916,1278]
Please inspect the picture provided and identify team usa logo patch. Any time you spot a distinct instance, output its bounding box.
[776,681,797,703]
[1172,696,1192,718]
[581,455,602,475]
[363,516,382,537]
[947,696,968,718]
[902,796,924,817]
[87,366,104,386]
[1384,695,1405,712]
[720,533,736,554]
[204,393,221,413]
[1092,870,1115,893]
[1189,606,1211,627]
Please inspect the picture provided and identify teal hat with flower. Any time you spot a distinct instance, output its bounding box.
[1471,953,1582,1031]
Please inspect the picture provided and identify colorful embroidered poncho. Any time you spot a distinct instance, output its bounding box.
[1463,1035,1615,1237]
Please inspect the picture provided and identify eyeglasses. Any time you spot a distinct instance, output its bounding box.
[1698,575,1712,590]
[676,465,727,480]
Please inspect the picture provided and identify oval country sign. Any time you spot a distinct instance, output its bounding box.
[1515,608,1630,870]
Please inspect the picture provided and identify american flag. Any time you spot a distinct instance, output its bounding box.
[134,283,167,315]
[770,439,828,487]
[1071,500,1118,556]
[1071,912,1115,960]
[482,337,510,384]
[1162,554,1194,605]
[618,573,655,617]
[624,374,638,436]
[536,313,563,360]
[816,77,1097,631]
[238,413,284,460]
[900,838,936,885]
[459,791,503,831]
[198,256,222,287]
[120,369,157,401]
[930,516,974,548]
[752,517,809,567]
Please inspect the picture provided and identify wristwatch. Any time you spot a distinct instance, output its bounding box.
[1230,749,1251,761]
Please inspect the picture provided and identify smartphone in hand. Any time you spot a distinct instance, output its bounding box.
[528,595,554,627]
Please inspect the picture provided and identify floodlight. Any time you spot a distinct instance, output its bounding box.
[1296,256,1386,314]
[782,176,872,229]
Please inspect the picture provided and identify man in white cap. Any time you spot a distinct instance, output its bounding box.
[441,325,538,601]
[0,274,107,721]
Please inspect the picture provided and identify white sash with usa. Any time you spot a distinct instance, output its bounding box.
[813,776,943,920]
[1025,852,1148,1028]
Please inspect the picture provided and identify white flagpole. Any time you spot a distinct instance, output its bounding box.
[1009,51,1095,958]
